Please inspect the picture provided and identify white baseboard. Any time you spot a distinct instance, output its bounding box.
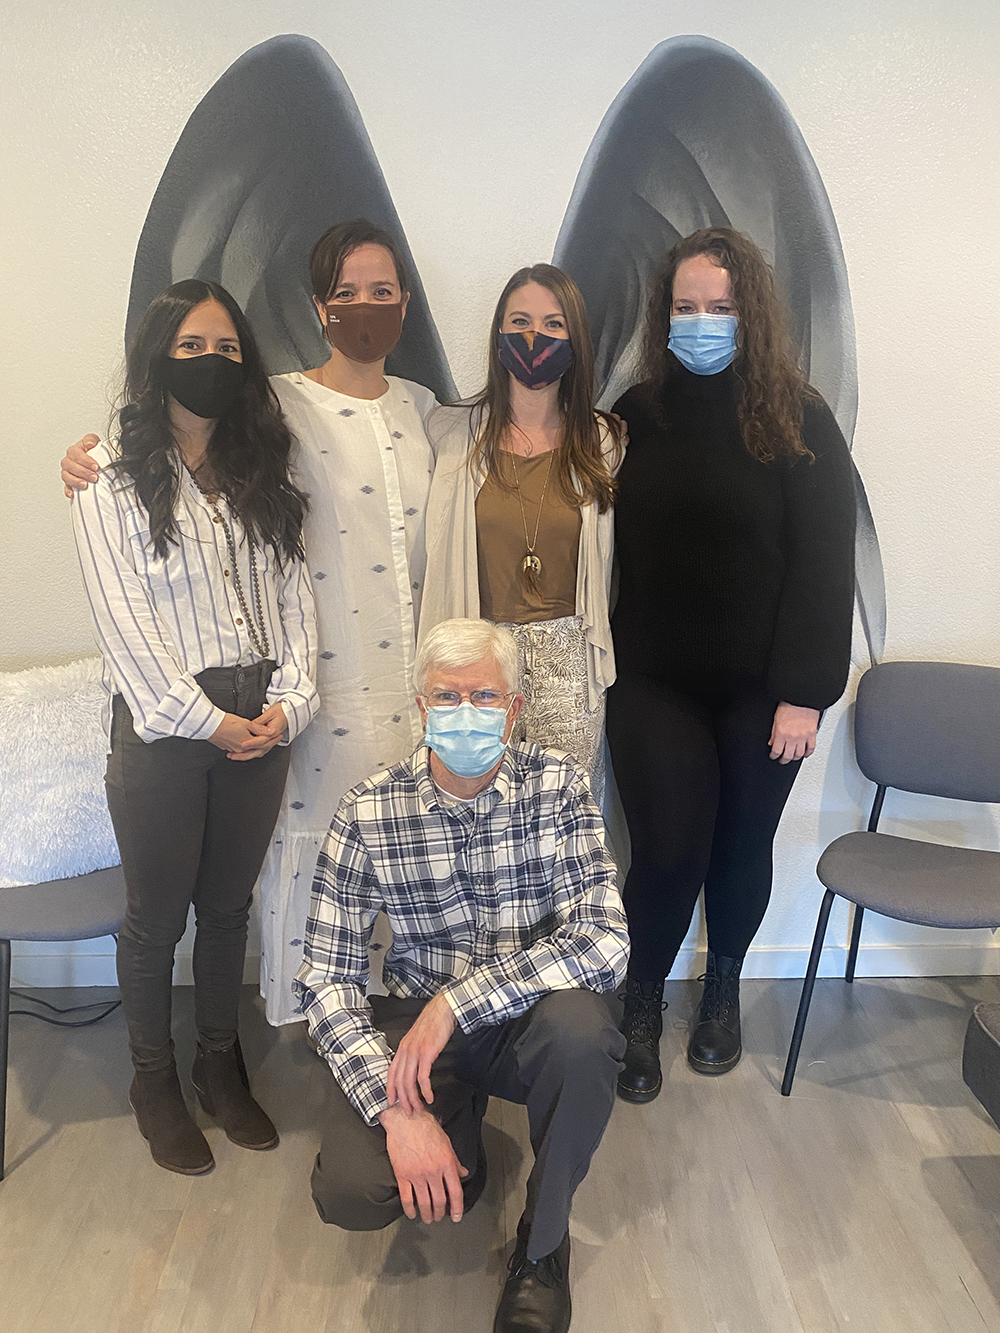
[9,950,262,989]
[10,942,1000,989]
[668,942,1000,980]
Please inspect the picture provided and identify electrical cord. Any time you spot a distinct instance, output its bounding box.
[9,992,121,1028]
[8,933,122,1028]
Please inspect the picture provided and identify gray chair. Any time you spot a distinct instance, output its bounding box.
[781,661,1000,1096]
[0,866,126,1179]
[963,1002,1000,1129]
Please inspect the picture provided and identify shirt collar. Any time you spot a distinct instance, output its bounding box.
[287,371,397,408]
[411,743,515,820]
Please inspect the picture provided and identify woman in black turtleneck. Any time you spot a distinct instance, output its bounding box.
[608,228,856,1101]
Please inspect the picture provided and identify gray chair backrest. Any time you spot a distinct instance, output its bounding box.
[854,661,1000,803]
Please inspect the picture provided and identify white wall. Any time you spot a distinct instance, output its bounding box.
[3,0,999,985]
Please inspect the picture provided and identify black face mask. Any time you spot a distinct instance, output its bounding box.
[161,353,247,419]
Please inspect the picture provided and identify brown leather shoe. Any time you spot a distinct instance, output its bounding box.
[192,1039,278,1150]
[129,1066,214,1175]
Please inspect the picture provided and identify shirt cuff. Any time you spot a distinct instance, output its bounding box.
[267,676,319,743]
[440,977,499,1034]
[328,1055,392,1127]
[142,676,226,742]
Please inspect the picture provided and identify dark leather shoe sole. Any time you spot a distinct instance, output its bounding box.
[616,1073,662,1103]
[687,1047,742,1075]
[192,1082,279,1150]
[129,1092,215,1175]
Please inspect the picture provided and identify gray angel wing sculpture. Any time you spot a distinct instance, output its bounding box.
[553,35,886,661]
[127,34,455,402]
[127,31,884,659]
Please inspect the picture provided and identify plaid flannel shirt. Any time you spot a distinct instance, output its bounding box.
[294,742,629,1125]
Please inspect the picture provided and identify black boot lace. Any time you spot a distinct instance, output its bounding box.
[696,964,740,1028]
[620,987,667,1050]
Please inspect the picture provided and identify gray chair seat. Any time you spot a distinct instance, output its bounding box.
[0,866,126,942]
[817,832,1000,929]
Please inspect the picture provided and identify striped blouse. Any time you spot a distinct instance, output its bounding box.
[72,440,319,745]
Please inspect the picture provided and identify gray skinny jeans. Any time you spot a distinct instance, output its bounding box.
[105,663,290,1072]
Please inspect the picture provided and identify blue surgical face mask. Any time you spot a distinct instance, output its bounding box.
[668,313,739,376]
[424,701,511,779]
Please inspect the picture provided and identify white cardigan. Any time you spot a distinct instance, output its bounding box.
[419,403,619,710]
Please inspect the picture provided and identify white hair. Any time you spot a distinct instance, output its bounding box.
[415,618,519,695]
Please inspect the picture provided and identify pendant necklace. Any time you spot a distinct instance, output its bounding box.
[510,448,555,577]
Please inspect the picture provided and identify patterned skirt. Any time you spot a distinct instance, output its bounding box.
[497,615,605,803]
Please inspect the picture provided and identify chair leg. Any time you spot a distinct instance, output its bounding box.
[0,939,10,1182]
[781,890,836,1097]
[845,905,865,984]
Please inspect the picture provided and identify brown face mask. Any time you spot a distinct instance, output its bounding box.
[323,301,404,363]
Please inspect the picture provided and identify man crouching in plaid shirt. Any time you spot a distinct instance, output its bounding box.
[295,617,628,1333]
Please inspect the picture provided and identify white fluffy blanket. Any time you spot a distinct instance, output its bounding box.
[0,657,120,887]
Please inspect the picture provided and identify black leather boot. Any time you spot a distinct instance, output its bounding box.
[617,977,665,1103]
[687,951,743,1075]
[129,1064,214,1175]
[192,1038,279,1149]
[494,1222,571,1333]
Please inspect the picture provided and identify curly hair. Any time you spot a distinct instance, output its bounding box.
[109,279,306,564]
[642,228,814,464]
[467,264,623,513]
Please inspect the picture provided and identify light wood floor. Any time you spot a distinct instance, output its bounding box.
[3,976,1000,1332]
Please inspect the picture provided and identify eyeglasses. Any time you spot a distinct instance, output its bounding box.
[422,690,513,710]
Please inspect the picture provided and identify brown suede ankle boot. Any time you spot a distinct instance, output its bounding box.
[191,1038,278,1150]
[129,1064,214,1175]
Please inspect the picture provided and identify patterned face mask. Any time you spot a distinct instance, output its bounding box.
[497,329,575,389]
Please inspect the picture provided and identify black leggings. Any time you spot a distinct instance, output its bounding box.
[606,672,803,982]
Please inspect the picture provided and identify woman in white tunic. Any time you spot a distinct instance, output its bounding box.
[420,264,624,803]
[63,220,437,1025]
[256,221,437,1021]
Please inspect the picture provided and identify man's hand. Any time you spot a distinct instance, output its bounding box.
[386,992,457,1115]
[379,1104,469,1224]
[227,702,287,762]
[62,434,101,497]
[769,702,820,764]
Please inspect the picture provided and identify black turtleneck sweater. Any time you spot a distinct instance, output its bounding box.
[611,367,856,712]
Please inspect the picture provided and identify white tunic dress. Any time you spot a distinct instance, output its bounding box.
[258,372,437,1023]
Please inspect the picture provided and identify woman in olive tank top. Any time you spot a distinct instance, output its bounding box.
[420,264,625,801]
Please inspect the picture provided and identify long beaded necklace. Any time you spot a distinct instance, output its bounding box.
[186,463,271,659]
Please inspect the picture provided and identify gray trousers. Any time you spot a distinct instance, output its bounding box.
[311,989,626,1260]
[105,663,290,1072]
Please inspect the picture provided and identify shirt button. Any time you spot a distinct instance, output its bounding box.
[224,570,230,577]
[213,516,222,524]
[236,618,244,625]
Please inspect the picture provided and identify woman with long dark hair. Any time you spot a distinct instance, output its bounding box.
[64,219,439,1026]
[609,228,856,1100]
[420,264,625,799]
[72,279,318,1172]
